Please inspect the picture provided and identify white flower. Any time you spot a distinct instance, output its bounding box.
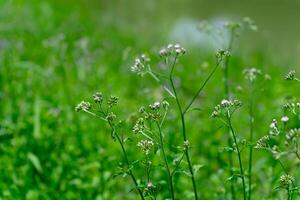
[281,116,289,123]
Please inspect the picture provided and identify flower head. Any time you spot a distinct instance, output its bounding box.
[133,118,146,134]
[131,54,150,76]
[285,70,296,81]
[93,92,103,104]
[107,96,119,108]
[269,119,280,136]
[137,140,154,155]
[255,135,270,149]
[281,116,289,123]
[75,101,91,112]
[212,99,242,119]
[243,68,262,82]
[280,174,294,188]
[159,43,186,57]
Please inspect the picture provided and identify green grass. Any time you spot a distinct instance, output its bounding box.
[0,0,300,199]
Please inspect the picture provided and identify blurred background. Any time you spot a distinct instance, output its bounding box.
[1,0,300,199]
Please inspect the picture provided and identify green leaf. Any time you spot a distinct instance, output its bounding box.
[27,153,43,174]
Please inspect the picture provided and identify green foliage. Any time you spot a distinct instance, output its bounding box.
[0,1,300,200]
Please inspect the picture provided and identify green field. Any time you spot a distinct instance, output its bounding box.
[1,1,300,199]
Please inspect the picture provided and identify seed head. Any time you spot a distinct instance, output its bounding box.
[281,116,289,123]
[285,70,296,81]
[280,174,294,187]
[133,118,146,134]
[106,112,116,122]
[93,92,103,104]
[255,135,269,149]
[212,99,242,119]
[216,49,230,61]
[149,101,161,111]
[159,43,186,57]
[131,54,150,76]
[107,96,118,108]
[269,119,280,136]
[75,101,91,112]
[285,128,300,145]
[243,68,261,82]
[137,140,154,155]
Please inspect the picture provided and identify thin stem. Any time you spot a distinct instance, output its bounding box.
[156,122,175,200]
[114,130,145,200]
[248,84,254,200]
[169,55,198,200]
[223,29,236,200]
[227,115,247,200]
[183,60,221,115]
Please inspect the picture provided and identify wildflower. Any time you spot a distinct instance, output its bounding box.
[107,96,118,108]
[183,140,190,151]
[93,92,103,104]
[139,106,146,114]
[75,101,91,112]
[243,68,261,82]
[285,70,296,81]
[212,99,242,119]
[137,140,154,155]
[269,119,280,136]
[216,49,230,62]
[106,112,116,122]
[131,54,150,76]
[285,128,300,144]
[255,135,269,149]
[280,174,294,187]
[281,116,289,123]
[149,101,160,110]
[133,118,146,134]
[283,102,295,113]
[159,43,186,57]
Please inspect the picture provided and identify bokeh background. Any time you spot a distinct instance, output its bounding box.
[1,0,300,199]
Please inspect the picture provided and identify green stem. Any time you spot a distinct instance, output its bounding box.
[156,122,175,200]
[223,29,236,200]
[183,60,221,115]
[114,131,145,200]
[248,84,254,200]
[227,115,247,200]
[169,55,198,200]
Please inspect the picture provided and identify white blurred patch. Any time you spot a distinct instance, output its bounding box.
[169,18,231,50]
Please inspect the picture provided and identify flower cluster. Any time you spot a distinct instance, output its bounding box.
[211,99,242,119]
[215,49,230,62]
[255,135,270,149]
[243,68,262,82]
[137,140,154,155]
[283,100,300,114]
[107,96,119,108]
[76,92,119,123]
[75,101,91,112]
[131,54,151,76]
[280,174,294,188]
[133,100,169,134]
[159,44,186,57]
[285,128,300,145]
[133,118,146,134]
[93,92,103,104]
[269,119,280,136]
[285,70,296,81]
